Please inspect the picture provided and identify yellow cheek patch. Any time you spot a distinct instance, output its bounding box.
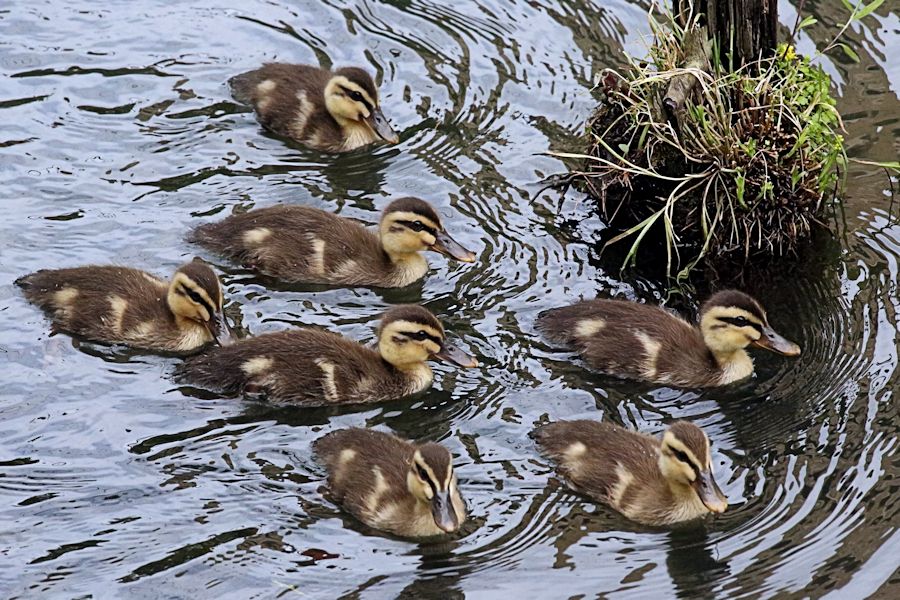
[662,434,703,469]
[171,272,217,320]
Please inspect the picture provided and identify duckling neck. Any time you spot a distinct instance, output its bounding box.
[171,314,213,350]
[658,456,708,521]
[710,349,754,385]
[386,360,434,394]
[328,113,378,151]
[382,249,428,286]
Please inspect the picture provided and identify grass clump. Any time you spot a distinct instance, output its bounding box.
[559,10,850,282]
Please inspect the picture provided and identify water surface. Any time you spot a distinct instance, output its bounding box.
[1,1,899,598]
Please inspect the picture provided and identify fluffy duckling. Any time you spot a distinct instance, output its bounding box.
[314,428,467,538]
[177,305,477,405]
[229,63,399,152]
[534,420,728,526]
[536,290,800,387]
[16,258,234,354]
[188,197,476,288]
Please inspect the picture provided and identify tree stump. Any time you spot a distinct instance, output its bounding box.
[674,0,777,68]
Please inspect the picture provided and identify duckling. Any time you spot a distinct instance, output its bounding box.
[187,197,476,288]
[536,290,800,387]
[15,258,234,354]
[177,304,478,406]
[229,63,399,152]
[533,419,728,526]
[314,428,467,538]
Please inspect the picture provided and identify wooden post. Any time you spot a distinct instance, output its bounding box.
[673,0,777,68]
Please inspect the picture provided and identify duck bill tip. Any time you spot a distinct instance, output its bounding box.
[703,497,729,514]
[432,232,476,263]
[206,311,236,347]
[753,329,801,357]
[367,108,399,144]
[696,473,728,514]
[431,493,459,533]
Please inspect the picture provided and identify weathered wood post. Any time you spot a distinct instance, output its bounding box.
[673,0,778,68]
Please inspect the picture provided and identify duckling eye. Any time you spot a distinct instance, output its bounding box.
[732,317,749,326]
[408,221,425,232]
[408,330,429,341]
[416,465,429,481]
[349,90,364,102]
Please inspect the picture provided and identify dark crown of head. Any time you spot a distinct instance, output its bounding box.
[334,67,377,100]
[667,421,709,464]
[381,304,444,334]
[418,442,452,478]
[176,258,221,303]
[701,289,765,321]
[384,197,441,226]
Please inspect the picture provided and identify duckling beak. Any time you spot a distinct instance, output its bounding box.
[431,489,459,533]
[431,230,477,263]
[695,470,728,514]
[205,309,236,347]
[434,343,479,368]
[752,325,801,356]
[367,107,399,144]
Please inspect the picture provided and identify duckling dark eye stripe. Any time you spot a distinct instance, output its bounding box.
[396,220,437,236]
[719,316,763,332]
[406,331,442,345]
[339,86,372,112]
[179,284,214,317]
[672,449,701,476]
[417,465,438,494]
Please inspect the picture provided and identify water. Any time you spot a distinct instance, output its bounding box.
[1,1,898,597]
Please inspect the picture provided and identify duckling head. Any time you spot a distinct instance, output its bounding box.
[659,421,728,514]
[407,443,462,533]
[699,290,800,359]
[324,67,399,144]
[377,305,478,370]
[166,258,235,346]
[379,197,476,263]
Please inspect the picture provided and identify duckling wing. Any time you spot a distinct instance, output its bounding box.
[313,428,412,502]
[537,299,712,385]
[533,420,661,502]
[177,329,397,406]
[189,206,384,284]
[229,63,334,142]
[16,266,172,345]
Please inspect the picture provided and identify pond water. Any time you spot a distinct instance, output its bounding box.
[1,0,898,598]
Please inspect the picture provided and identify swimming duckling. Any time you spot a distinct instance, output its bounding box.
[229,63,399,152]
[533,419,728,526]
[314,428,467,538]
[188,197,476,288]
[178,305,477,405]
[536,290,800,387]
[16,258,234,354]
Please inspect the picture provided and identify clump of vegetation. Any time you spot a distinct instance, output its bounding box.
[558,3,892,282]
